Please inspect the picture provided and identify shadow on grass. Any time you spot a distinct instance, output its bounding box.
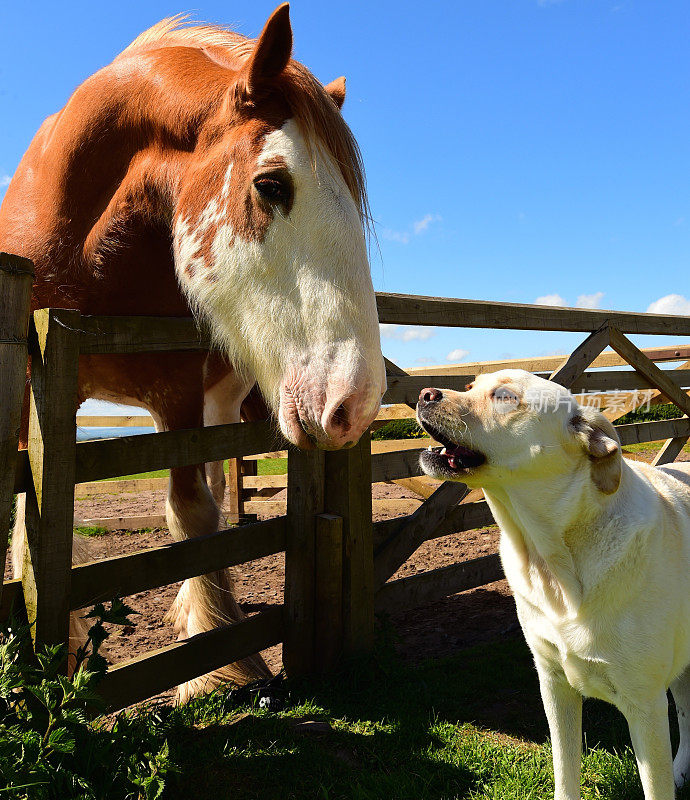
[169,716,476,799]
[160,623,690,800]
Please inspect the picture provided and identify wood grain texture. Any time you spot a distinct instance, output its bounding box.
[76,415,153,427]
[243,474,288,490]
[554,370,690,393]
[243,499,423,517]
[608,327,690,416]
[651,435,689,466]
[392,476,439,499]
[74,420,285,483]
[549,325,610,388]
[226,457,243,525]
[314,514,343,672]
[78,314,209,354]
[372,499,496,551]
[383,374,475,405]
[22,309,80,650]
[324,435,375,656]
[0,253,34,605]
[70,517,287,609]
[405,344,690,377]
[75,514,168,531]
[371,447,427,483]
[616,417,690,446]
[283,447,324,676]
[376,292,690,335]
[98,607,283,711]
[375,554,504,615]
[75,477,169,497]
[0,579,24,622]
[373,481,470,589]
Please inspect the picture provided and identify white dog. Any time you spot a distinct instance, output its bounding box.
[417,370,690,800]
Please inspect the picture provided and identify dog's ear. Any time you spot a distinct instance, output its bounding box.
[570,411,622,494]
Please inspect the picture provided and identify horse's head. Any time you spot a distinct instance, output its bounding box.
[172,5,385,448]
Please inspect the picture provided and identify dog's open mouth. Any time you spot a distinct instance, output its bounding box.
[417,419,486,477]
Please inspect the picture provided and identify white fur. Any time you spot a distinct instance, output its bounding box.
[203,370,254,505]
[174,119,385,447]
[419,370,690,800]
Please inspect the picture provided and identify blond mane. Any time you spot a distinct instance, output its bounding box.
[118,16,369,222]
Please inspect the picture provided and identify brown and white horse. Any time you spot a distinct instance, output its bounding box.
[0,4,386,700]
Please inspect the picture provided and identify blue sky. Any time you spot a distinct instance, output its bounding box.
[2,0,688,377]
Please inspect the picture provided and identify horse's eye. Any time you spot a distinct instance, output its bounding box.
[253,175,291,207]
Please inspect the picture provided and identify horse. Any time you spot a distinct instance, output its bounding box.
[0,4,386,702]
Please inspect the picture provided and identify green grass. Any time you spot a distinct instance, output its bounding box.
[107,457,288,482]
[623,441,690,456]
[107,632,690,800]
[73,525,110,537]
[258,457,287,475]
[104,467,170,481]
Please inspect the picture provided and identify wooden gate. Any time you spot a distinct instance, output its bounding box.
[3,251,690,710]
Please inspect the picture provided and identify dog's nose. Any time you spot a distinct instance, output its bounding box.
[419,387,443,404]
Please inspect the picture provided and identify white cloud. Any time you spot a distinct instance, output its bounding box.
[382,228,410,244]
[380,323,436,342]
[647,294,690,316]
[413,213,441,234]
[381,212,441,244]
[535,293,566,306]
[576,291,604,309]
[0,175,11,189]
[415,356,435,365]
[446,348,470,362]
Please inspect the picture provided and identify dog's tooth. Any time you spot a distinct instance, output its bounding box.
[427,445,433,451]
[441,447,447,455]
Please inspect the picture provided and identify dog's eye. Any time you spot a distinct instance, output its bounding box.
[492,386,520,412]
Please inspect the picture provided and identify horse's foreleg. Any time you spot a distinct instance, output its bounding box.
[164,464,271,702]
[203,367,255,508]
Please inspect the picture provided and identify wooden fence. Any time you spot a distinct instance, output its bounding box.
[3,250,690,711]
[74,339,688,528]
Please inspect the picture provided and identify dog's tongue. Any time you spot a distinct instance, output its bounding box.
[445,444,476,470]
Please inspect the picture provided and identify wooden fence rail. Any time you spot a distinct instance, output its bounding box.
[2,268,690,711]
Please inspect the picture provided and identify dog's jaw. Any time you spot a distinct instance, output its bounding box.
[416,409,487,480]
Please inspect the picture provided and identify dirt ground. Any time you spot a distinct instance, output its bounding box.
[6,447,667,690]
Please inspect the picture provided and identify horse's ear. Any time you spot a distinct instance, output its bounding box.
[324,76,346,109]
[244,3,293,95]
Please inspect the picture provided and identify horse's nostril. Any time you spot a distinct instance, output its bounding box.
[420,387,443,404]
[332,403,349,429]
[323,399,354,440]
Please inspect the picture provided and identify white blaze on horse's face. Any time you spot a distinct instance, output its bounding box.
[174,118,386,449]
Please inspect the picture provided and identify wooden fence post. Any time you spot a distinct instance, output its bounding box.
[226,458,242,525]
[283,447,324,676]
[227,458,259,525]
[314,513,343,673]
[241,458,258,523]
[0,253,34,604]
[324,433,375,657]
[21,308,80,653]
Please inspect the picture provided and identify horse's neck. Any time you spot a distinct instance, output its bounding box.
[0,47,229,316]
